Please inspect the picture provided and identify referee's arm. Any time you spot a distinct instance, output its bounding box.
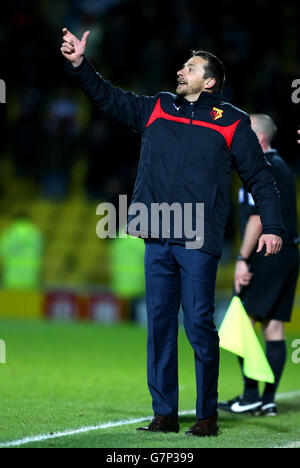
[239,215,262,261]
[235,215,262,294]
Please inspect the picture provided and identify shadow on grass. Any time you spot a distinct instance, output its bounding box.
[215,405,298,435]
[277,400,300,413]
[179,414,246,432]
[25,431,226,448]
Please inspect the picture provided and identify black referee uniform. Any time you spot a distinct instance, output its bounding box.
[239,149,299,322]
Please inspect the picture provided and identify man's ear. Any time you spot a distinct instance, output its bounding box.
[204,78,216,90]
[258,133,266,147]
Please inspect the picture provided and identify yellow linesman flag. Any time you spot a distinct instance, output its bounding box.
[219,296,275,384]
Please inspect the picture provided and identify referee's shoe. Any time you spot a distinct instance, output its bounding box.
[219,395,263,414]
[260,403,277,417]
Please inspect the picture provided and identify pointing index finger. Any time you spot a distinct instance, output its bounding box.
[62,27,76,40]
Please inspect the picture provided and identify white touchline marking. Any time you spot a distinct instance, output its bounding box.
[0,410,195,448]
[275,390,300,401]
[0,391,299,448]
[275,441,300,449]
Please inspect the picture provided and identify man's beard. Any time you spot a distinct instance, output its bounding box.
[176,85,186,96]
[176,83,202,97]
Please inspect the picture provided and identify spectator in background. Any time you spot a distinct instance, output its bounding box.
[73,0,120,18]
[85,112,139,216]
[13,88,42,180]
[85,116,112,200]
[139,38,169,94]
[41,87,79,198]
[0,212,44,290]
[66,12,104,65]
[101,12,133,81]
[110,230,145,320]
[220,15,251,68]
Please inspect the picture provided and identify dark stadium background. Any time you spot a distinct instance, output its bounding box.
[0,0,299,326]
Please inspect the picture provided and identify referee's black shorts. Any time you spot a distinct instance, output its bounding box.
[240,245,299,322]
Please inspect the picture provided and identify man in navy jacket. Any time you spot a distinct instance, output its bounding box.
[61,28,284,437]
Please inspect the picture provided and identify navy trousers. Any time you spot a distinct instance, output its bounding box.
[144,239,220,420]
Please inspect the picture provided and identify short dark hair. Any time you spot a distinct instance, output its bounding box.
[191,50,225,94]
[250,114,278,143]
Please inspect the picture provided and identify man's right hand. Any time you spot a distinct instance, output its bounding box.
[61,27,90,67]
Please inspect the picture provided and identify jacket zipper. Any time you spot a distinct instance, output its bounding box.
[171,107,195,203]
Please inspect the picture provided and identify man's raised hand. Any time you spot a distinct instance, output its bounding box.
[61,28,90,67]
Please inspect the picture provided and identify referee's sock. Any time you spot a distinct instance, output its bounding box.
[262,340,287,405]
[238,357,260,402]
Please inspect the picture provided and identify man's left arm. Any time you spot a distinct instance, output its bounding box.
[231,117,284,256]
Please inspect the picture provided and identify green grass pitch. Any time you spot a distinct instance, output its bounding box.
[0,320,299,448]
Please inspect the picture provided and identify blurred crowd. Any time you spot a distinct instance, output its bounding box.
[1,0,300,203]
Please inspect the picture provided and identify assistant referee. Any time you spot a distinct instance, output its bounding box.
[220,114,299,416]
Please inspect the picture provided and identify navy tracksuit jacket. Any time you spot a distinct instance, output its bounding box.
[67,57,285,420]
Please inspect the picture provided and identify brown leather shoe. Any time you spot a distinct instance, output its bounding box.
[137,414,179,433]
[185,416,219,437]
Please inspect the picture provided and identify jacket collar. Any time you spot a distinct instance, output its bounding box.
[175,91,224,108]
[264,148,277,157]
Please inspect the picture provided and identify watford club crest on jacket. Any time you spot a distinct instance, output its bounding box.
[210,107,224,120]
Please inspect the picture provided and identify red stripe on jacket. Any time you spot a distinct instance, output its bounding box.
[146,98,240,150]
